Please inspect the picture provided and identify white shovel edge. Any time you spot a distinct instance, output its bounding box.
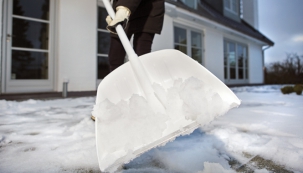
[101,120,200,172]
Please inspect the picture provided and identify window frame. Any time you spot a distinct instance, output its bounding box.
[224,39,249,84]
[173,24,204,65]
[180,0,198,9]
[2,0,56,93]
[224,0,238,15]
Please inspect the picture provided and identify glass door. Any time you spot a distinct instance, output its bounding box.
[4,0,54,93]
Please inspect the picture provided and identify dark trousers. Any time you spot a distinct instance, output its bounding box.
[108,32,155,72]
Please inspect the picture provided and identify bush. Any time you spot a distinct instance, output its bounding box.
[294,84,303,95]
[280,86,294,94]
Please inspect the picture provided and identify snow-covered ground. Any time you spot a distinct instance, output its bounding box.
[0,85,302,173]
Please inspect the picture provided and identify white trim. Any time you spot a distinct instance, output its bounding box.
[12,15,50,23]
[3,0,55,93]
[97,53,108,57]
[98,28,108,32]
[11,47,49,52]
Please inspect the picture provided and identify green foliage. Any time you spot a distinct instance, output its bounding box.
[280,85,303,95]
[294,84,303,95]
[280,86,294,94]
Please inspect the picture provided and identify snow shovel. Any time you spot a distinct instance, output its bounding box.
[93,0,240,172]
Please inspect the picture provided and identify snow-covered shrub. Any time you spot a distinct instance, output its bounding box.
[294,84,303,95]
[280,86,294,94]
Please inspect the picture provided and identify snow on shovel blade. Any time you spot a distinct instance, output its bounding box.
[92,49,241,172]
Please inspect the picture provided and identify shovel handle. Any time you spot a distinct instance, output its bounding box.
[102,0,137,59]
[102,0,165,113]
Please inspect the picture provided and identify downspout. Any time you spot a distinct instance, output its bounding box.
[0,0,3,93]
[262,45,271,83]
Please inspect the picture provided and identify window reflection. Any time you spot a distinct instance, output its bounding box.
[174,45,187,54]
[98,7,108,30]
[174,27,187,45]
[98,32,110,54]
[191,31,201,47]
[11,50,48,79]
[13,0,50,20]
[97,7,111,79]
[224,40,248,81]
[12,18,49,49]
[98,56,110,79]
[228,43,236,67]
[192,48,201,63]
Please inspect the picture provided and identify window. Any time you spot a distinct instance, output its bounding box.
[180,0,198,9]
[224,40,248,81]
[174,26,203,64]
[224,0,238,14]
[11,0,50,79]
[97,7,110,79]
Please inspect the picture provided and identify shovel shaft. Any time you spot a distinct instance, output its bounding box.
[102,0,165,113]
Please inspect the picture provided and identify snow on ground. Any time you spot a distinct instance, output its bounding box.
[0,85,302,173]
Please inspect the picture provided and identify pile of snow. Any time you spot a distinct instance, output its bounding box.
[92,77,240,171]
[0,98,99,173]
[0,85,302,173]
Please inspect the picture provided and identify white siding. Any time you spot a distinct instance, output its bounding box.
[152,15,174,51]
[56,0,97,91]
[248,43,263,84]
[204,28,224,81]
[242,0,259,29]
[0,0,3,92]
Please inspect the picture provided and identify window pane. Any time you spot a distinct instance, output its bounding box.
[245,56,248,70]
[181,0,196,9]
[13,0,50,20]
[245,68,248,79]
[12,18,49,49]
[231,0,237,12]
[98,7,108,30]
[224,67,227,79]
[98,31,110,54]
[191,31,201,48]
[229,53,236,67]
[11,50,48,79]
[238,68,243,79]
[230,67,236,79]
[228,43,236,67]
[192,48,202,63]
[98,56,110,79]
[224,53,228,66]
[224,0,231,9]
[174,45,187,54]
[174,27,187,45]
[237,45,244,68]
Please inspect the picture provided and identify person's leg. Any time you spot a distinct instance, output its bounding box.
[108,31,133,72]
[108,36,126,72]
[133,32,155,56]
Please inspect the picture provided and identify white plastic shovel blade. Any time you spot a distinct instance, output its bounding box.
[93,49,240,172]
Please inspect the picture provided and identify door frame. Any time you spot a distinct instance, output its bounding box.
[1,0,56,93]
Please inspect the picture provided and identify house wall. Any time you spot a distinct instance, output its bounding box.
[56,0,97,92]
[242,0,259,29]
[248,43,263,84]
[204,28,224,81]
[152,15,174,51]
[0,0,3,93]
